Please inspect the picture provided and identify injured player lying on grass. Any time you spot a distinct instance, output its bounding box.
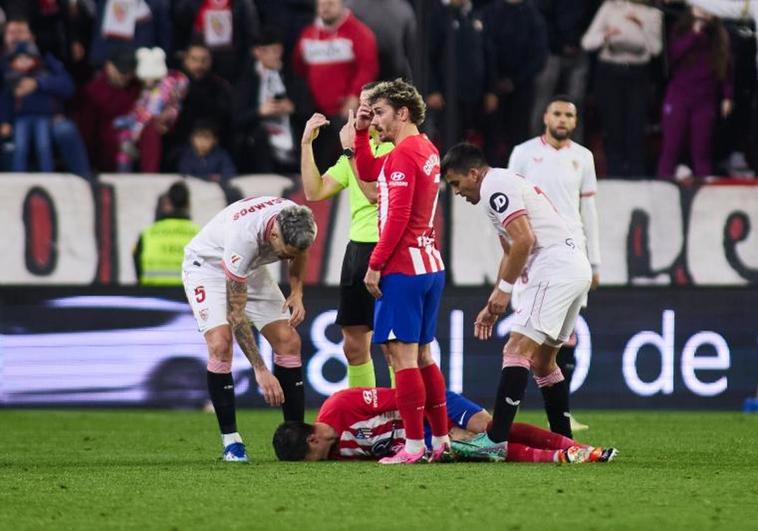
[272,388,618,463]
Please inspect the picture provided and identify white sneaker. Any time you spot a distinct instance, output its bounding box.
[570,415,589,432]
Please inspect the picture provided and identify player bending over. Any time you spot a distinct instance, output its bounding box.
[272,388,617,463]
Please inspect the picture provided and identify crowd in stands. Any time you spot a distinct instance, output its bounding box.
[0,0,756,181]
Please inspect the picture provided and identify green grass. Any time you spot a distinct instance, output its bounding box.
[1,409,757,531]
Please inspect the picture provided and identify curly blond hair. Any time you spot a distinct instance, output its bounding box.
[366,79,426,126]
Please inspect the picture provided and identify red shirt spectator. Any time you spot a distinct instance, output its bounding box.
[75,48,140,172]
[293,0,378,117]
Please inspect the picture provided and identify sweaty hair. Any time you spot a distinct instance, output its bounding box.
[440,142,488,178]
[276,205,317,250]
[367,79,426,125]
[167,181,190,210]
[272,421,314,461]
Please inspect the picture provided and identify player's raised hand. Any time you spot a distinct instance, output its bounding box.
[301,113,330,145]
[255,368,285,406]
[363,268,382,299]
[284,292,306,327]
[339,109,356,149]
[487,288,510,316]
[355,103,373,131]
[474,306,497,341]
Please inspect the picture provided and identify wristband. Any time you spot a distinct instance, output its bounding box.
[497,279,513,294]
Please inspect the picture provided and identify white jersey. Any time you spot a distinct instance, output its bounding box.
[508,136,597,260]
[481,167,574,251]
[184,196,295,281]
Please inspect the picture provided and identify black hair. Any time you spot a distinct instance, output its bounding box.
[440,142,488,178]
[272,421,314,461]
[167,181,190,210]
[546,94,576,109]
[254,26,284,47]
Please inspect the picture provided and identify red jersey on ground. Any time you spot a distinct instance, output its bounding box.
[316,388,405,460]
[355,129,445,276]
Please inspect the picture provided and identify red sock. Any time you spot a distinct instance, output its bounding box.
[420,363,448,437]
[506,442,557,463]
[395,368,426,440]
[509,422,582,450]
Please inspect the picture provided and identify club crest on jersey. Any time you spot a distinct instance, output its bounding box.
[363,389,378,408]
[199,308,209,321]
[489,193,509,213]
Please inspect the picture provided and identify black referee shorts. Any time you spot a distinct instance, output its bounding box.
[335,241,376,328]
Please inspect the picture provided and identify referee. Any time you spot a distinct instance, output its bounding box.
[300,83,394,388]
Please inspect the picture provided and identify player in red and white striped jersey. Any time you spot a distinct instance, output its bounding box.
[272,387,618,464]
[347,79,449,465]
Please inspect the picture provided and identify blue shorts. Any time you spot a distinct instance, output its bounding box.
[373,271,445,344]
[424,391,484,447]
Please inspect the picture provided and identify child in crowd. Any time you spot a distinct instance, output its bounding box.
[0,41,73,172]
[114,47,188,172]
[178,120,236,182]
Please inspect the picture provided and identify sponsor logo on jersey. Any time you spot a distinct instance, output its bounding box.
[489,192,509,214]
[423,154,440,176]
[390,171,406,182]
[565,238,576,250]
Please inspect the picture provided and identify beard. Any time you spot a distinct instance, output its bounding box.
[549,126,572,141]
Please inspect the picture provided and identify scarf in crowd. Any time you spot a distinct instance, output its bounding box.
[102,0,152,39]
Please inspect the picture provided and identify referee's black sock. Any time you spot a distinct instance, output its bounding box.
[275,364,305,422]
[207,371,237,434]
[540,379,572,438]
[556,344,576,385]
[487,366,529,443]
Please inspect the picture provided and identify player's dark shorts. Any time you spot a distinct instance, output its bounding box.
[335,241,376,328]
[373,271,445,344]
[424,391,484,447]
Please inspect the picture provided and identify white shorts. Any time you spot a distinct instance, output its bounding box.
[182,261,289,335]
[510,247,591,347]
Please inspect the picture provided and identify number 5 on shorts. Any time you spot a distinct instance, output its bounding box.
[195,286,206,303]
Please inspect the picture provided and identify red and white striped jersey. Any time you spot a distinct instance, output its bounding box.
[354,129,445,276]
[316,388,406,460]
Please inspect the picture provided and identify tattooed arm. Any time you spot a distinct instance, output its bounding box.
[226,278,284,406]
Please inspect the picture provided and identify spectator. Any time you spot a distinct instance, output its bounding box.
[2,16,91,177]
[426,0,486,151]
[657,6,733,179]
[0,41,67,171]
[481,0,549,166]
[89,0,171,69]
[232,26,299,173]
[347,0,417,81]
[114,47,188,172]
[582,0,663,178]
[164,41,233,171]
[293,0,378,169]
[530,0,593,141]
[133,180,200,286]
[172,0,261,82]
[255,0,314,59]
[76,47,141,172]
[178,120,236,182]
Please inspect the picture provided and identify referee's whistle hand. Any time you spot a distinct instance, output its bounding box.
[363,268,382,299]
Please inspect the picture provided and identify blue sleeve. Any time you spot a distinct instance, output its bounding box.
[219,149,237,178]
[445,391,484,429]
[38,55,75,101]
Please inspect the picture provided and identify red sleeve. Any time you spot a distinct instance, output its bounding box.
[348,21,379,96]
[354,128,384,182]
[369,151,416,271]
[317,388,397,427]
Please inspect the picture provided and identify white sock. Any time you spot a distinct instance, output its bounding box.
[432,435,450,450]
[404,439,425,454]
[222,432,243,447]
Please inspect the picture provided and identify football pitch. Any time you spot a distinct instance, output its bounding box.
[1,409,756,530]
